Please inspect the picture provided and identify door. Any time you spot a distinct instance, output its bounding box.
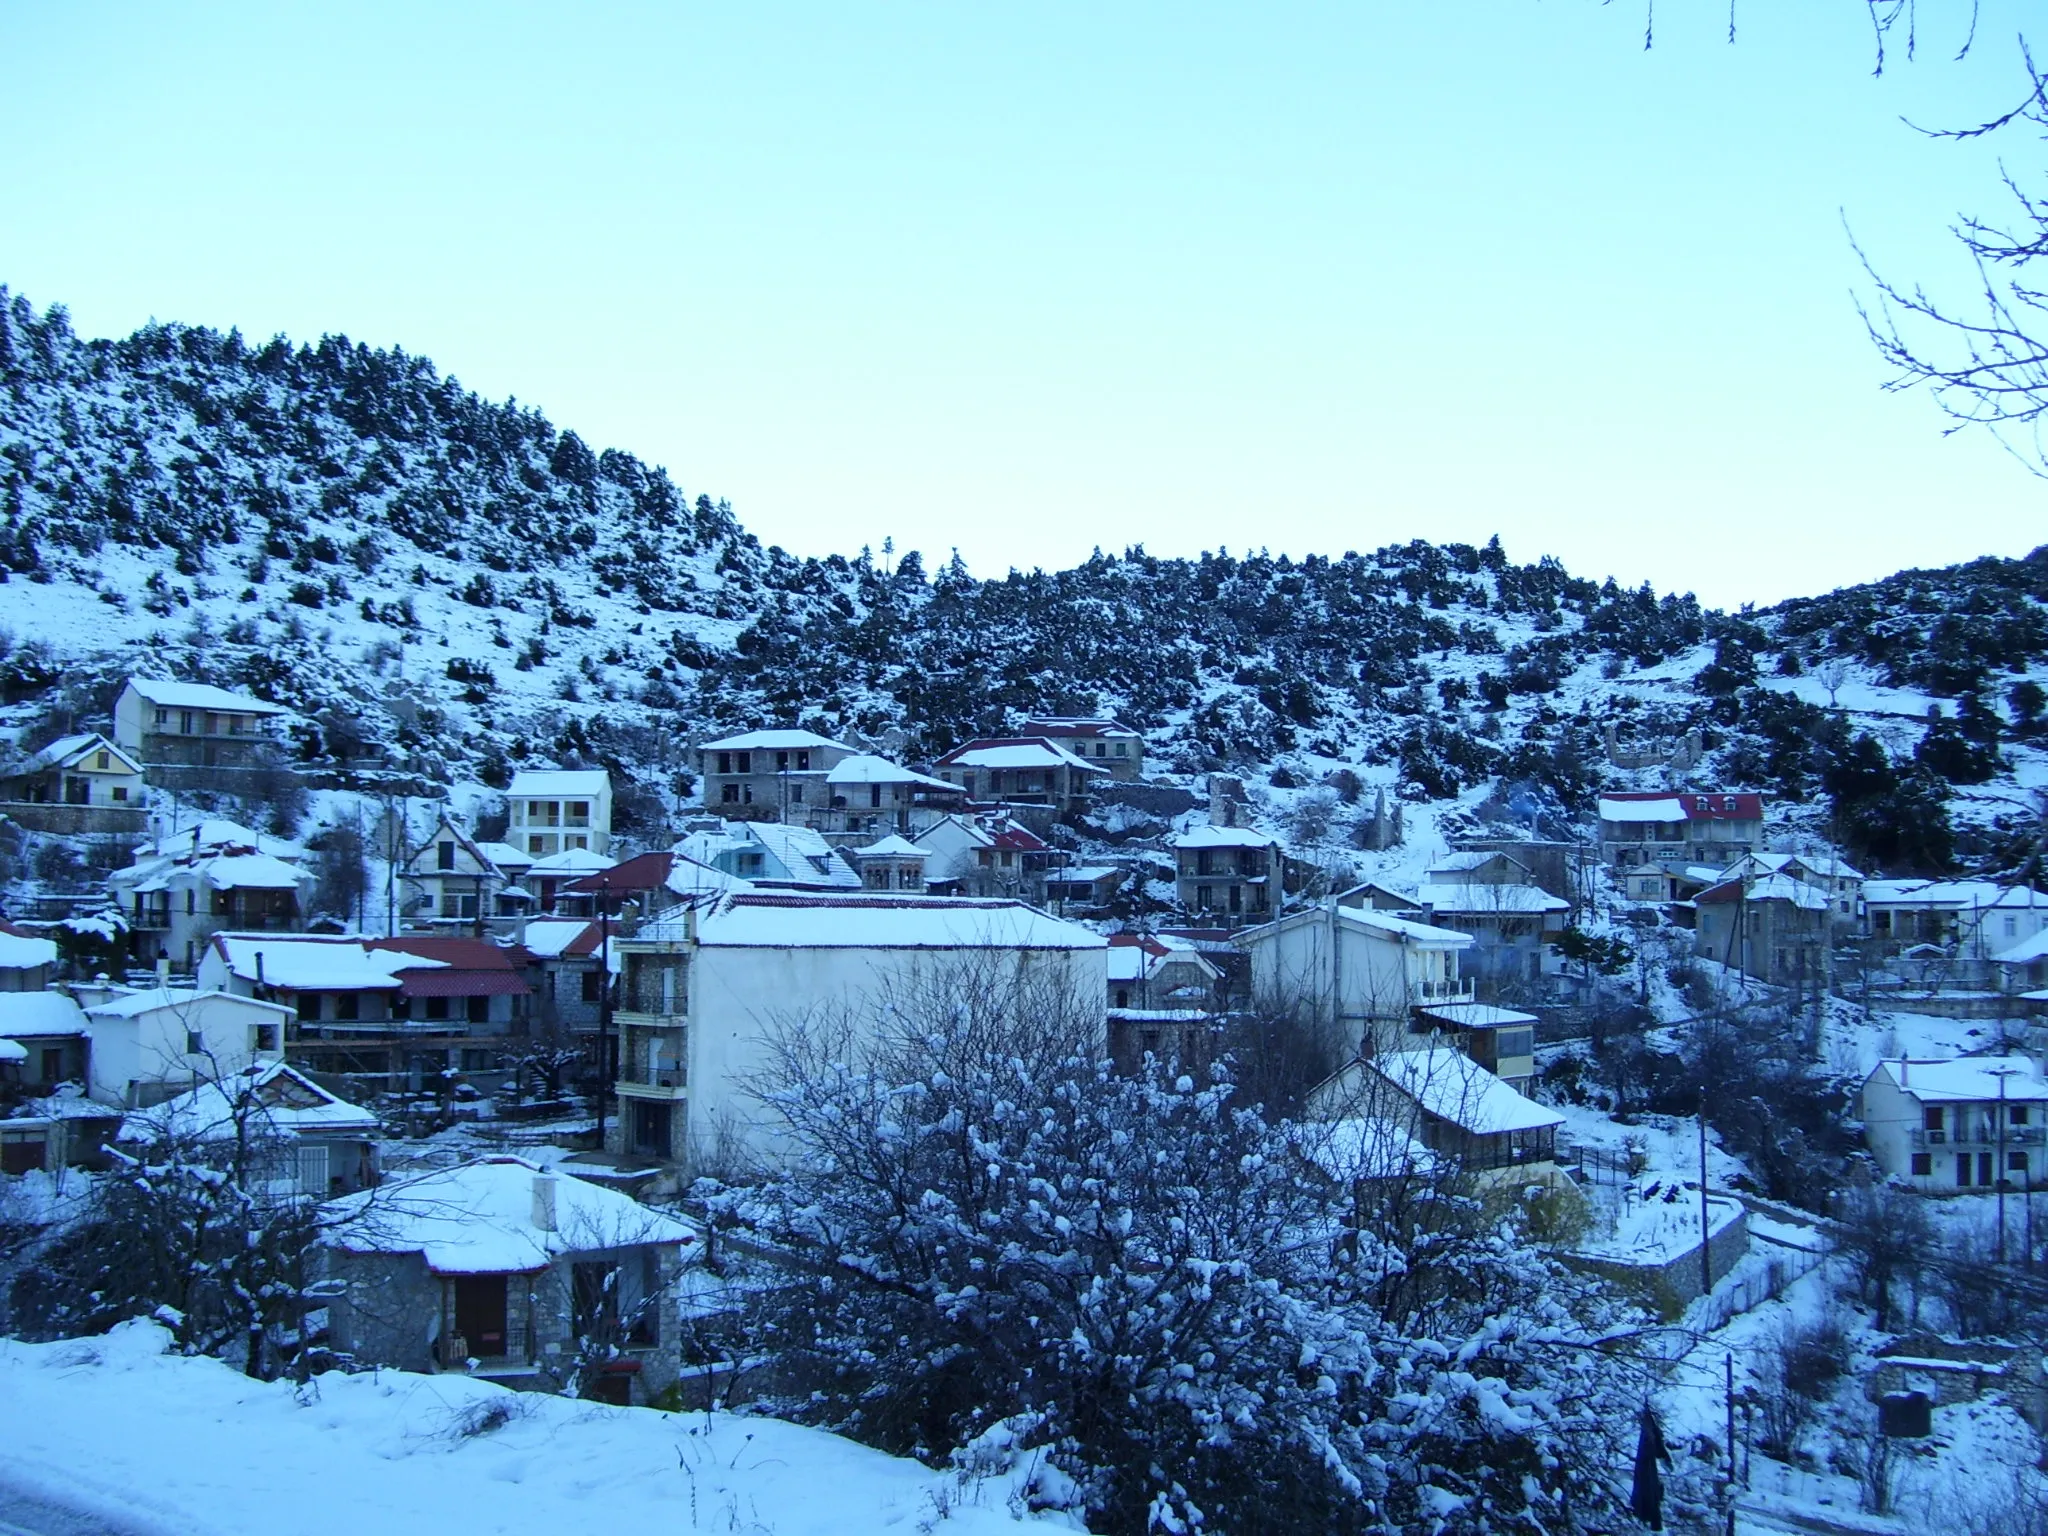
[453,1275,509,1358]
[632,1100,672,1159]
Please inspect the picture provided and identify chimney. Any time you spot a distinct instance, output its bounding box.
[155,954,170,988]
[531,1170,559,1233]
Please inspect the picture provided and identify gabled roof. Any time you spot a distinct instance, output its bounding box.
[1994,929,2048,966]
[475,841,534,871]
[1016,717,1141,740]
[1428,849,1528,876]
[17,732,143,776]
[507,769,611,798]
[825,753,960,791]
[742,822,863,889]
[1864,880,2048,910]
[854,834,928,859]
[1363,1049,1564,1135]
[120,1061,377,1145]
[562,850,675,894]
[323,1156,698,1275]
[123,678,285,715]
[514,918,605,961]
[934,737,1105,773]
[1242,904,1474,950]
[987,823,1049,852]
[1868,1057,2048,1104]
[83,986,294,1021]
[208,934,441,992]
[0,992,89,1039]
[699,729,846,753]
[1598,792,1763,823]
[1416,882,1570,915]
[526,848,616,877]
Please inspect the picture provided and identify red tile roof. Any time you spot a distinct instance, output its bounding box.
[396,969,532,998]
[369,937,528,970]
[562,851,675,895]
[1602,791,1764,822]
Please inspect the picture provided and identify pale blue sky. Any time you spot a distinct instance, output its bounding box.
[1,1,2037,606]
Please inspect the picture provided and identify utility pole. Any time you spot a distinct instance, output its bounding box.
[1700,1091,1714,1302]
[1993,1066,2018,1264]
[595,873,613,1150]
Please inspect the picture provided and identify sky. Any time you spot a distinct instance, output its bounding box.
[1,1,2040,609]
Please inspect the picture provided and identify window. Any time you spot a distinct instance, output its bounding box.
[437,841,456,871]
[424,996,450,1022]
[2016,1106,2031,1126]
[796,750,811,771]
[253,1024,278,1051]
[735,752,751,774]
[112,786,128,802]
[185,1029,204,1055]
[186,889,196,914]
[1495,1028,1534,1059]
[870,784,882,809]
[1923,1106,1944,1132]
[582,968,603,1004]
[789,784,804,804]
[568,835,587,850]
[468,996,490,1024]
[721,783,741,803]
[1980,1152,1996,1185]
[1115,988,1130,1009]
[1095,743,1107,756]
[94,750,109,770]
[1911,1153,1932,1176]
[530,835,547,855]
[2007,916,2021,937]
[2013,1152,2031,1173]
[334,992,359,1022]
[1114,742,1127,757]
[1958,1154,1973,1186]
[154,707,168,727]
[775,751,788,771]
[716,752,731,775]
[180,710,194,734]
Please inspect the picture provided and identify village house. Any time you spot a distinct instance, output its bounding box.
[1860,1057,2048,1193]
[112,677,288,789]
[1238,899,1476,1060]
[1408,852,1571,988]
[118,1060,380,1197]
[521,847,617,916]
[1044,864,1127,912]
[0,731,147,836]
[1306,1046,1567,1187]
[1694,872,1834,990]
[604,892,1107,1173]
[1016,717,1146,782]
[1410,1001,1540,1093]
[507,768,614,859]
[319,1157,697,1405]
[517,915,611,1039]
[809,753,968,840]
[0,991,91,1105]
[197,933,533,1095]
[1596,791,1765,873]
[109,820,315,973]
[1105,934,1222,1075]
[931,736,1106,817]
[1864,881,2048,966]
[1725,851,1866,934]
[913,813,1060,903]
[1173,825,1283,923]
[1994,928,2048,995]
[0,920,60,991]
[72,984,292,1108]
[401,813,529,930]
[696,728,856,819]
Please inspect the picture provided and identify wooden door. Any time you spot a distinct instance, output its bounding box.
[453,1275,509,1358]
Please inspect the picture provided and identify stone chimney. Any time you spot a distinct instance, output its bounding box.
[531,1169,559,1233]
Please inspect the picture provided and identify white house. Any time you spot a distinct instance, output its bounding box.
[1864,881,2048,962]
[1016,717,1146,782]
[1306,1047,1566,1186]
[402,812,528,927]
[1596,792,1765,872]
[813,754,968,838]
[0,731,147,834]
[113,678,287,777]
[1860,1057,2048,1193]
[1236,900,1475,1059]
[118,1060,380,1196]
[77,985,292,1108]
[108,821,316,973]
[0,991,91,1099]
[507,769,613,859]
[605,893,1107,1173]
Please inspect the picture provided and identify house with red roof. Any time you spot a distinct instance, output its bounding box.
[1596,791,1765,873]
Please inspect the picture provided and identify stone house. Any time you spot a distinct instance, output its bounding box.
[1172,825,1283,923]
[1725,851,1865,935]
[112,678,288,791]
[1694,873,1833,989]
[517,916,610,1038]
[320,1157,697,1405]
[1237,901,1475,1060]
[1860,1056,2048,1193]
[696,729,856,820]
[851,835,929,893]
[0,732,147,836]
[1596,792,1765,873]
[1044,864,1126,912]
[931,737,1106,817]
[1015,717,1146,782]
[109,820,316,973]
[117,1060,380,1196]
[507,768,613,859]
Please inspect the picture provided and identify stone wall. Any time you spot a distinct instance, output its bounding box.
[1566,1204,1750,1321]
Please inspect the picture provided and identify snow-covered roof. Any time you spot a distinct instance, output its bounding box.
[120,1061,377,1145]
[202,853,311,892]
[938,738,1103,773]
[1369,1049,1564,1135]
[1297,1117,1435,1182]
[1744,874,1833,911]
[323,1156,697,1275]
[1428,850,1525,875]
[0,992,89,1039]
[507,769,610,798]
[1597,796,1686,824]
[825,754,958,791]
[1341,908,1475,949]
[518,918,603,960]
[0,923,60,972]
[1048,865,1122,884]
[700,728,846,753]
[1746,851,1864,882]
[18,732,142,776]
[526,848,616,876]
[140,819,278,857]
[1106,948,1146,982]
[209,936,440,992]
[84,986,294,1022]
[664,856,754,899]
[853,834,927,859]
[123,678,285,715]
[743,822,861,888]
[1416,882,1569,915]
[1174,825,1279,850]
[475,841,534,870]
[1415,1002,1539,1029]
[695,893,1106,951]
[1870,1057,2048,1104]
[1862,880,2048,909]
[1994,929,2048,965]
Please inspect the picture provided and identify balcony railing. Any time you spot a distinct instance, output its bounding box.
[619,1065,686,1089]
[1413,979,1476,1004]
[1912,1126,2045,1149]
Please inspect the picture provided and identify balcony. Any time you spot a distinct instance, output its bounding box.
[1911,1125,2045,1149]
[1413,979,1476,1005]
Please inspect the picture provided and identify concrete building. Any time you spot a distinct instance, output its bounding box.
[1237,900,1476,1060]
[1015,717,1146,782]
[1173,825,1283,924]
[0,922,60,992]
[507,769,613,859]
[109,820,315,973]
[1860,1057,2048,1194]
[913,814,1059,903]
[931,737,1106,816]
[1694,872,1833,989]
[320,1157,697,1405]
[603,893,1107,1174]
[1596,792,1765,873]
[113,678,287,790]
[117,1060,380,1196]
[74,985,292,1108]
[696,729,856,820]
[0,991,91,1105]
[810,754,968,840]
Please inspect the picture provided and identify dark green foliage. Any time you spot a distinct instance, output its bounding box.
[1823,733,1954,874]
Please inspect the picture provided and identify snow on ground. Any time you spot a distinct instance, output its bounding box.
[0,1321,1074,1536]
